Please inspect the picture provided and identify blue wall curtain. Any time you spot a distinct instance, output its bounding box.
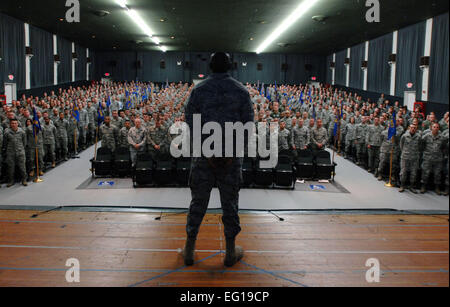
[75,44,87,81]
[429,12,449,104]
[94,51,326,85]
[395,21,426,97]
[334,49,347,86]
[350,43,365,89]
[325,55,333,84]
[30,25,53,88]
[57,37,72,84]
[0,13,25,91]
[368,33,392,94]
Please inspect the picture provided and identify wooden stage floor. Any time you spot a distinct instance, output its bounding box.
[0,210,448,287]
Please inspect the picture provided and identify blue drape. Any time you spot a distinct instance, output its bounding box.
[368,33,393,94]
[429,12,449,104]
[30,25,53,88]
[75,44,87,81]
[395,21,426,97]
[350,43,365,89]
[0,13,25,91]
[334,49,347,86]
[57,37,72,84]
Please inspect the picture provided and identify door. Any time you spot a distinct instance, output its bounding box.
[4,83,17,106]
[404,91,416,112]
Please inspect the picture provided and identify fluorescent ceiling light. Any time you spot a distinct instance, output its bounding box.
[115,0,127,8]
[255,0,320,54]
[115,1,166,50]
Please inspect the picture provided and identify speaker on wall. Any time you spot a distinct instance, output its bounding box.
[160,60,166,69]
[257,63,263,71]
[389,54,397,63]
[281,63,288,71]
[361,60,368,68]
[25,46,33,56]
[305,64,312,71]
[54,54,60,63]
[330,62,335,68]
[420,56,430,66]
[344,58,350,65]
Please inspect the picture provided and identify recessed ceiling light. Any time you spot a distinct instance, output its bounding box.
[258,20,267,24]
[59,18,64,21]
[170,36,175,39]
[92,35,96,38]
[160,18,166,22]
[249,37,254,41]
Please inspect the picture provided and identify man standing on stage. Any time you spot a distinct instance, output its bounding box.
[183,52,254,267]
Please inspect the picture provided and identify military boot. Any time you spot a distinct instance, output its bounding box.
[435,186,442,196]
[6,182,14,188]
[409,186,418,194]
[52,162,56,168]
[22,181,28,187]
[39,171,45,176]
[420,184,427,194]
[224,238,244,267]
[182,237,196,266]
[399,186,405,193]
[29,170,35,177]
[444,186,449,196]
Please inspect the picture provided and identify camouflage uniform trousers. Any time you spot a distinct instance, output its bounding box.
[378,151,400,179]
[44,143,56,163]
[345,139,355,157]
[147,144,170,161]
[68,132,78,154]
[6,150,27,182]
[78,126,87,147]
[367,146,380,170]
[56,137,68,159]
[87,123,96,144]
[400,157,420,187]
[130,146,145,167]
[186,157,242,240]
[28,145,44,172]
[355,141,367,164]
[421,159,443,185]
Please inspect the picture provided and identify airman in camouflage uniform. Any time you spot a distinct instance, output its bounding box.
[354,117,369,166]
[183,53,254,268]
[146,120,171,160]
[344,117,356,159]
[42,117,57,168]
[399,125,421,193]
[127,118,146,167]
[365,117,384,175]
[54,112,69,161]
[86,102,97,145]
[292,119,310,157]
[99,116,119,153]
[3,119,27,187]
[420,123,446,195]
[118,120,131,149]
[26,120,45,178]
[310,119,328,154]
